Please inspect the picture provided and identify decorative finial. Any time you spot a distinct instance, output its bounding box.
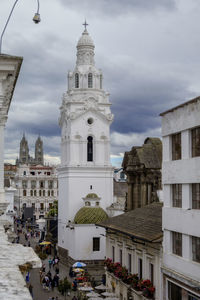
[83,19,88,31]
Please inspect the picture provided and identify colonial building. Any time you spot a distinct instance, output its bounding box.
[99,202,163,300]
[16,134,44,165]
[161,97,200,300]
[122,137,162,211]
[58,26,114,267]
[0,54,41,299]
[14,164,58,219]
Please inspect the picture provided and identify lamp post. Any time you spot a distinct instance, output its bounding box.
[0,0,41,54]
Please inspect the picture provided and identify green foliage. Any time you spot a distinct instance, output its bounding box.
[47,200,58,217]
[58,277,71,296]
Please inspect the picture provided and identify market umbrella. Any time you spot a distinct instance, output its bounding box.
[73,268,85,273]
[101,292,116,297]
[95,284,108,290]
[39,241,51,245]
[86,292,101,297]
[73,261,86,268]
[79,287,93,291]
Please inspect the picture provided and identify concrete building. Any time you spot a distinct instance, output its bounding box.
[58,26,114,268]
[161,96,200,300]
[0,54,41,299]
[122,137,162,211]
[14,164,58,219]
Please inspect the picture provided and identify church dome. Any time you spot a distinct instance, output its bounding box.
[74,207,108,224]
[77,29,94,48]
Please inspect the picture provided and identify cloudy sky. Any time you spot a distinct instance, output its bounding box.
[1,0,200,166]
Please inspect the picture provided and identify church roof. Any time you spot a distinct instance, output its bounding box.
[77,29,94,48]
[74,206,108,224]
[98,202,163,243]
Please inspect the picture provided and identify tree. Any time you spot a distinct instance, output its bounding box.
[58,277,71,299]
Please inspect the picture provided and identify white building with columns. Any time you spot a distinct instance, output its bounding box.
[58,26,114,266]
[161,96,200,300]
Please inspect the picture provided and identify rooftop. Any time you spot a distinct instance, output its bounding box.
[160,95,200,116]
[98,202,163,243]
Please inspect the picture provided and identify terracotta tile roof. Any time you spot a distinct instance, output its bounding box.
[98,202,163,242]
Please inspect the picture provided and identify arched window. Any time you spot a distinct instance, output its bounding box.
[39,190,42,197]
[34,190,37,196]
[100,74,102,89]
[87,136,93,161]
[88,73,93,88]
[75,73,79,88]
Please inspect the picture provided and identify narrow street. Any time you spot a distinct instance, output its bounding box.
[15,224,78,300]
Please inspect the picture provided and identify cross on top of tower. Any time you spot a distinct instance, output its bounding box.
[83,19,88,30]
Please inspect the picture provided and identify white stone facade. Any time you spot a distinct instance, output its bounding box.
[14,164,58,219]
[161,97,200,300]
[58,28,114,263]
[105,234,162,300]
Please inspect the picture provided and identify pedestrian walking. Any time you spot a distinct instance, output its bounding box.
[28,284,33,298]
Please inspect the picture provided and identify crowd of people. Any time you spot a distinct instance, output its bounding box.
[40,259,60,291]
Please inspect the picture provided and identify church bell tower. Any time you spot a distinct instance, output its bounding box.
[58,24,114,262]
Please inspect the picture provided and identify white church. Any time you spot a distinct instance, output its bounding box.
[58,25,115,266]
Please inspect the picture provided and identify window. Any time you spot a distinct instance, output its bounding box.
[32,203,35,209]
[85,201,91,206]
[168,282,182,300]
[172,184,182,207]
[75,73,79,88]
[51,190,54,196]
[30,190,33,196]
[48,180,53,189]
[49,203,53,209]
[172,231,182,256]
[112,246,115,262]
[23,190,26,196]
[39,190,42,197]
[87,136,93,161]
[48,190,50,197]
[88,73,93,88]
[138,258,143,280]
[23,203,26,208]
[90,185,92,190]
[93,237,100,251]
[192,184,200,209]
[43,190,45,196]
[149,263,154,285]
[22,180,27,189]
[23,171,26,176]
[40,203,44,210]
[100,74,102,89]
[95,202,99,206]
[119,249,122,265]
[34,190,37,196]
[192,127,200,157]
[128,253,132,273]
[192,236,200,263]
[172,133,181,160]
[40,181,44,188]
[31,180,36,189]
[30,171,35,175]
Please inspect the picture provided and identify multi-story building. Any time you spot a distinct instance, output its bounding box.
[14,164,58,219]
[161,96,200,300]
